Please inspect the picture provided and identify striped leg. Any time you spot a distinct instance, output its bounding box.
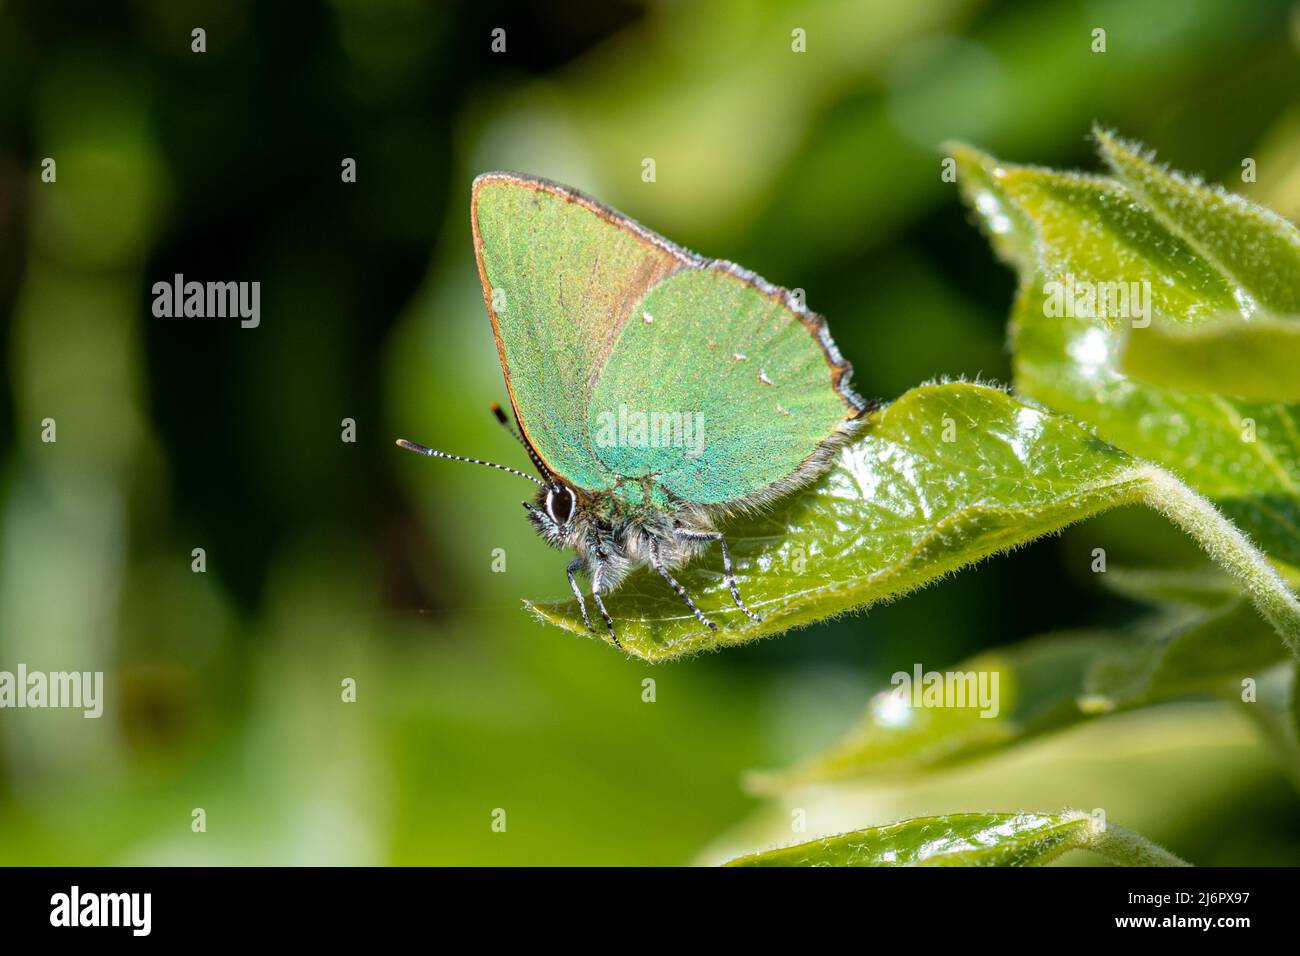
[566,559,592,631]
[676,529,761,623]
[649,537,717,631]
[591,558,620,647]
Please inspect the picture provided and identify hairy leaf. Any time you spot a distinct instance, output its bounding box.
[1095,129,1300,315]
[723,810,1188,867]
[953,134,1300,568]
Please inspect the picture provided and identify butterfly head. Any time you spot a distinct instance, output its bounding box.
[526,481,581,546]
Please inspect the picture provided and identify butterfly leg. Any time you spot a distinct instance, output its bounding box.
[591,557,621,648]
[566,559,593,631]
[649,537,717,632]
[676,529,761,623]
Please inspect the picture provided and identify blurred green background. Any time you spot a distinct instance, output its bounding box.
[2,0,1299,865]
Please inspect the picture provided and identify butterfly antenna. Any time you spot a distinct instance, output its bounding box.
[490,402,554,484]
[395,438,543,486]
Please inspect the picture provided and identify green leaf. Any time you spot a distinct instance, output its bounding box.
[1098,566,1243,609]
[1083,599,1284,707]
[1094,129,1300,316]
[1290,662,1300,766]
[1101,562,1300,607]
[723,811,1189,867]
[952,136,1300,568]
[1119,313,1300,402]
[748,598,1284,792]
[532,382,1152,660]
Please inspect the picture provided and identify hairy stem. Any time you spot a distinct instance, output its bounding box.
[1140,465,1300,660]
[1085,820,1193,867]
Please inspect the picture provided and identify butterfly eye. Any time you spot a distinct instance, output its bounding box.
[546,485,575,526]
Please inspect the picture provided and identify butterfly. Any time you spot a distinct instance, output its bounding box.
[398,173,872,648]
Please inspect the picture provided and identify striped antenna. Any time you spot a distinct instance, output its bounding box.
[395,438,543,486]
[490,403,554,484]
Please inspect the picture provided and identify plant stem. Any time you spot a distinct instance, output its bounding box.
[1140,465,1300,660]
[1085,821,1193,867]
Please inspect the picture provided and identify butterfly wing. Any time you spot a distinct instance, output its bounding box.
[587,265,865,507]
[473,172,866,505]
[472,173,689,490]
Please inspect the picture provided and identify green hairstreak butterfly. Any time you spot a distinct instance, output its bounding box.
[398,173,873,648]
